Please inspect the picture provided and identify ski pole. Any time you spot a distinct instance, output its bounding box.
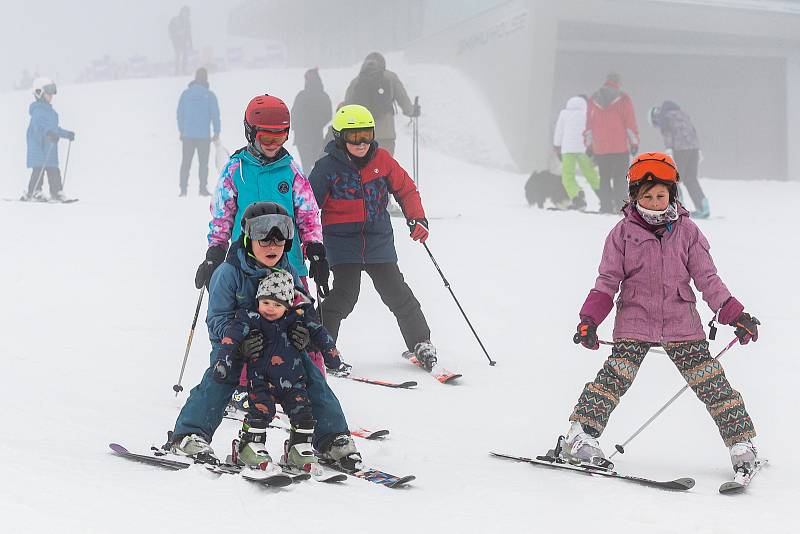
[412,96,420,186]
[609,336,739,459]
[173,287,206,396]
[30,143,56,197]
[422,242,496,366]
[61,139,73,189]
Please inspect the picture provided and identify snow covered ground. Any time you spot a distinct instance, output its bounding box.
[1,58,797,533]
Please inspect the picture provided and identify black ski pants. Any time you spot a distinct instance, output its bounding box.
[673,149,707,211]
[27,167,62,197]
[594,152,630,212]
[320,262,430,352]
[180,139,211,193]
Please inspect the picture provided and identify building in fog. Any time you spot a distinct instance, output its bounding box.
[234,0,800,180]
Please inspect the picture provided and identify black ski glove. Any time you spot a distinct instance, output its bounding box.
[194,245,227,289]
[212,356,233,384]
[573,318,599,350]
[288,321,310,351]
[729,312,760,345]
[239,331,264,361]
[306,242,330,297]
[64,131,75,141]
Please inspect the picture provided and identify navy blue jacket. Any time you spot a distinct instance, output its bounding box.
[217,296,340,371]
[26,100,72,168]
[177,81,220,140]
[308,141,425,266]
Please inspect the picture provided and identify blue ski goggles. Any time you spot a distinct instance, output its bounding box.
[243,213,295,242]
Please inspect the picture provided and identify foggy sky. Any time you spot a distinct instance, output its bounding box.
[1,0,231,91]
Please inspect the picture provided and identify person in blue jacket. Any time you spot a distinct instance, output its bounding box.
[24,77,75,202]
[169,202,362,470]
[176,67,220,197]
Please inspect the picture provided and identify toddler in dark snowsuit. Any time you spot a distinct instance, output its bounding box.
[213,269,342,469]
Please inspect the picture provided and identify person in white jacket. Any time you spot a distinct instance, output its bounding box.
[553,95,600,210]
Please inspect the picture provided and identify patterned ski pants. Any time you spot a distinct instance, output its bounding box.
[569,339,756,447]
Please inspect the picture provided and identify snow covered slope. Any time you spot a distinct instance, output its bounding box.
[1,58,797,533]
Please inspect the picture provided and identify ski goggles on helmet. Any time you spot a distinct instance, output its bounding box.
[342,128,375,146]
[41,83,57,95]
[255,128,289,147]
[626,152,680,184]
[243,213,295,243]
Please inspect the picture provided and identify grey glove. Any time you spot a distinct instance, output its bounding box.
[239,331,264,360]
[288,322,310,351]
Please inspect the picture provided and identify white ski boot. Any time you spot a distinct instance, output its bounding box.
[560,421,609,467]
[237,426,282,476]
[413,340,438,371]
[170,433,219,464]
[319,433,362,471]
[729,439,758,471]
[283,420,318,470]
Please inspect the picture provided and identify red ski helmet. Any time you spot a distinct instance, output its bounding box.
[244,95,290,143]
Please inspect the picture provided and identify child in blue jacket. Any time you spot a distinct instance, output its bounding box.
[24,77,75,202]
[213,269,343,472]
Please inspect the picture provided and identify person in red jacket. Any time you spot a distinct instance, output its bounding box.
[308,105,437,371]
[584,73,639,213]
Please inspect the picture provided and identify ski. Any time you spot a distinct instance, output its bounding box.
[109,443,191,470]
[319,459,415,489]
[490,451,695,492]
[350,428,390,440]
[109,443,292,487]
[328,369,418,389]
[280,463,348,484]
[4,197,79,203]
[719,459,768,494]
[402,353,462,384]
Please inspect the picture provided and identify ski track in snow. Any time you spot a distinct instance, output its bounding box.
[1,57,797,533]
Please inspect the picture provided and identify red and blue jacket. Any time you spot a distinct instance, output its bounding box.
[308,141,425,266]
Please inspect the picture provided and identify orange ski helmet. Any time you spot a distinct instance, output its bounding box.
[627,152,680,184]
[627,152,680,203]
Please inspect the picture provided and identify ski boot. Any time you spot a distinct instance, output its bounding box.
[729,439,758,472]
[413,340,438,371]
[225,387,249,415]
[282,419,318,471]
[169,432,219,464]
[559,421,612,469]
[691,198,710,219]
[22,190,48,202]
[236,424,282,475]
[318,433,362,471]
[568,191,587,211]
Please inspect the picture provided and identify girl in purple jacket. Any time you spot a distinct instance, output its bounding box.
[566,152,761,472]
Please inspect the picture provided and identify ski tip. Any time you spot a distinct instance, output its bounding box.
[671,477,696,490]
[398,381,419,388]
[719,481,745,494]
[436,373,462,384]
[109,443,129,454]
[386,475,416,488]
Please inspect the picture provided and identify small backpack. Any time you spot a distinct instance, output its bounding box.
[350,70,394,116]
